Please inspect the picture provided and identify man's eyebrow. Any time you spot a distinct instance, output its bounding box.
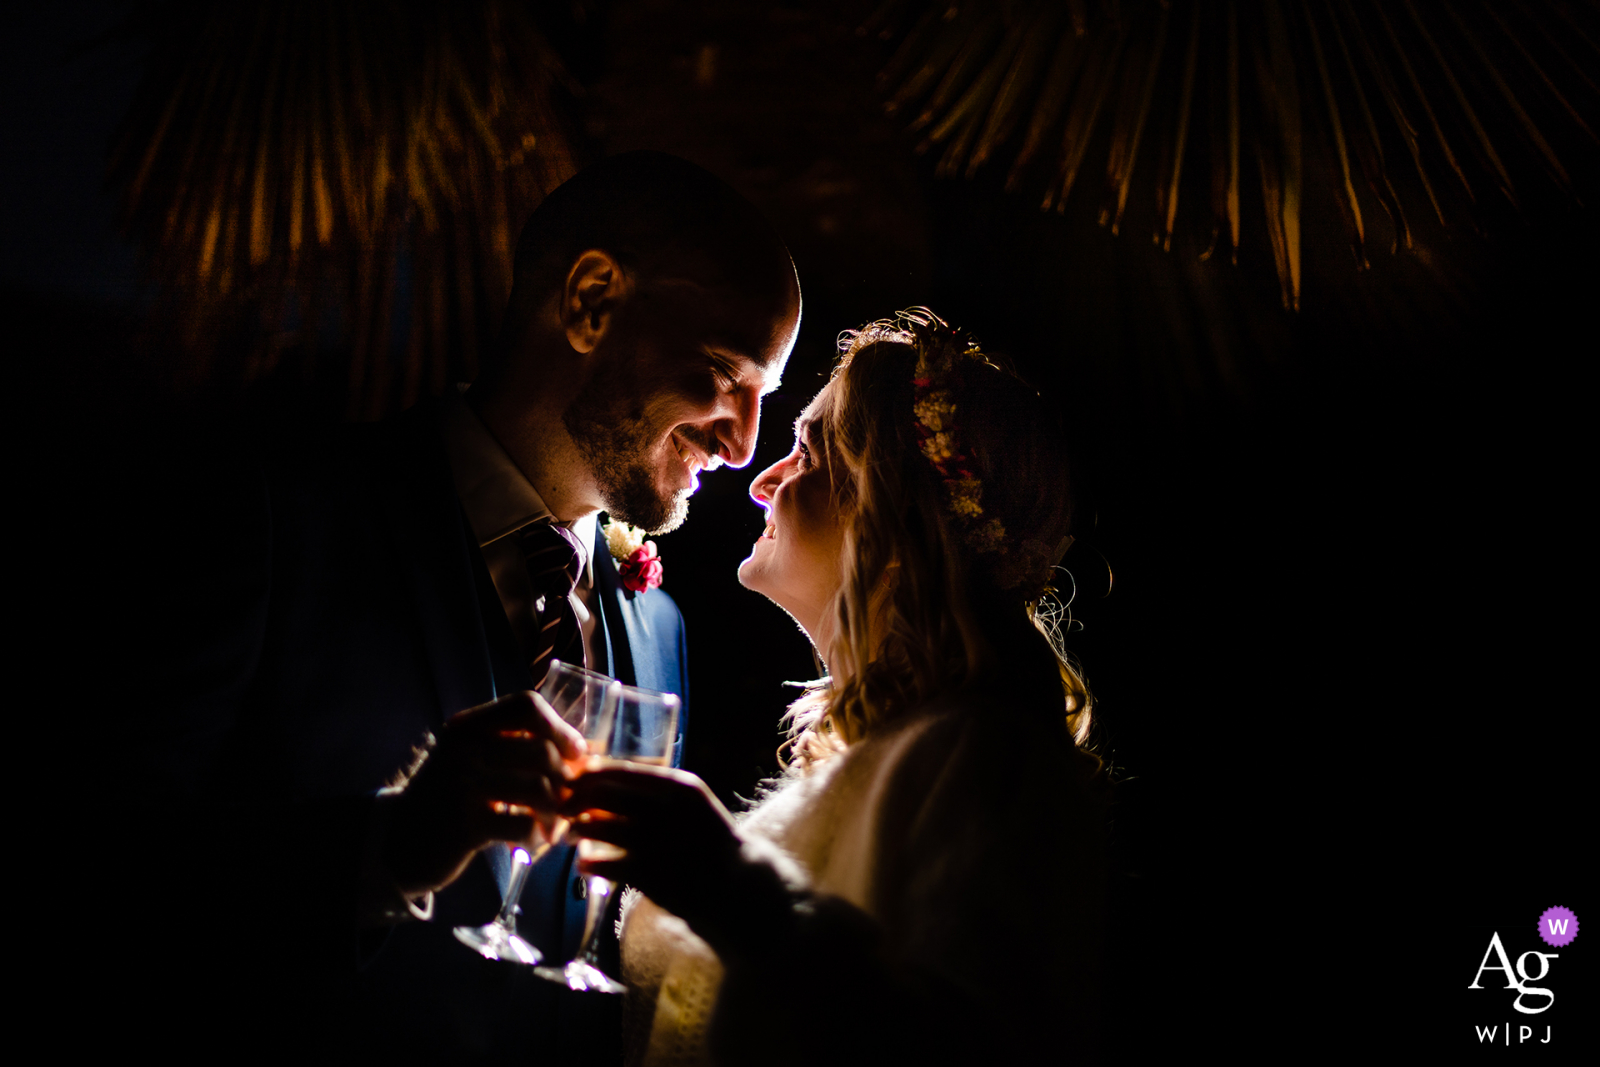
[711,348,783,395]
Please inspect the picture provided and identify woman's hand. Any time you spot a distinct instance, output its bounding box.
[561,765,746,925]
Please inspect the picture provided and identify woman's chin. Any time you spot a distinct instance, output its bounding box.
[738,533,781,591]
[737,556,792,612]
[735,554,764,592]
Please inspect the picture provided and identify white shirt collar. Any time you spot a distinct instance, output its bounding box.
[438,392,596,583]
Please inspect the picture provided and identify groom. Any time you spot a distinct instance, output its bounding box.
[107,152,799,1057]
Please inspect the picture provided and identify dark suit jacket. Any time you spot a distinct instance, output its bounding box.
[105,402,687,1060]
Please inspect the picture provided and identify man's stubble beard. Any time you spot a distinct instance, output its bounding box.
[562,363,692,536]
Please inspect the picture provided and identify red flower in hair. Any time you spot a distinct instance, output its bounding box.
[619,541,663,593]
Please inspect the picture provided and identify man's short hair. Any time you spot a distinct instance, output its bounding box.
[499,151,791,352]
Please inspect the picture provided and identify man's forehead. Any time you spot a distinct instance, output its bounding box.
[702,300,796,392]
[645,271,798,369]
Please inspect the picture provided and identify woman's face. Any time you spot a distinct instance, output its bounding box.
[737,383,849,639]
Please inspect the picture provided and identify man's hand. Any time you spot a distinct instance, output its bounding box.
[381,691,585,897]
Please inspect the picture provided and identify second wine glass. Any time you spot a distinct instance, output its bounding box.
[451,660,619,965]
[532,682,680,993]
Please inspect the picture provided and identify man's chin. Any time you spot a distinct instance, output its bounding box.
[647,492,691,536]
[608,487,692,536]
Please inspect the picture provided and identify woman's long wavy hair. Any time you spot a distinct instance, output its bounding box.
[786,309,1093,767]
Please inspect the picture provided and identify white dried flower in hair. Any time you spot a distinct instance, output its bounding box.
[946,479,984,519]
[922,431,958,466]
[913,393,955,433]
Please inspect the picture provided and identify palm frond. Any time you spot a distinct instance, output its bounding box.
[109,0,579,417]
[867,0,1600,310]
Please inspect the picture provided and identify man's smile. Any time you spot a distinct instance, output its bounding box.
[670,433,705,475]
[667,432,708,497]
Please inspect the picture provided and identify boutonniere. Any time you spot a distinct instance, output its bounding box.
[602,519,663,593]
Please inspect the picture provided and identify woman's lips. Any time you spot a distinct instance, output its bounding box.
[761,521,776,541]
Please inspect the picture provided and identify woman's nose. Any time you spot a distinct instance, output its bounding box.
[748,455,785,506]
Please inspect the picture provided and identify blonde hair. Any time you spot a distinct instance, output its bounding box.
[784,310,1092,769]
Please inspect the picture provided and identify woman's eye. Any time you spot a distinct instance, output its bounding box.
[796,442,811,469]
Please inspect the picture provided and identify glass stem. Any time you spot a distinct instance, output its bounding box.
[494,847,534,931]
[572,876,615,966]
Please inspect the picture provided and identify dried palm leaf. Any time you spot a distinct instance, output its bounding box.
[928,12,1030,175]
[864,0,1600,311]
[1100,5,1169,235]
[1158,3,1201,252]
[1451,5,1571,193]
[970,4,1065,177]
[1305,4,1367,263]
[1007,26,1090,190]
[1047,27,1126,213]
[1253,0,1303,310]
[911,8,1004,133]
[1324,0,1409,251]
[109,0,579,417]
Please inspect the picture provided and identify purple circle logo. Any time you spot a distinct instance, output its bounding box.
[1538,906,1578,948]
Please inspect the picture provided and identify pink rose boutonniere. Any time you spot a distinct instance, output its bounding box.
[603,519,663,594]
[620,542,663,593]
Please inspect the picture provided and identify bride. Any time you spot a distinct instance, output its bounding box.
[565,308,1108,1066]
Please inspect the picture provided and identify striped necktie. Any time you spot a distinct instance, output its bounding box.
[516,521,585,686]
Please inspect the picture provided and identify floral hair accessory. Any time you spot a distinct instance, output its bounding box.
[902,309,1008,560]
[839,307,1076,599]
[603,519,663,593]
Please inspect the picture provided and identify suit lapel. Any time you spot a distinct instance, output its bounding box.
[589,542,616,680]
[591,524,639,689]
[375,404,530,719]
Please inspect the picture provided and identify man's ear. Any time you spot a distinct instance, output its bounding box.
[562,249,632,354]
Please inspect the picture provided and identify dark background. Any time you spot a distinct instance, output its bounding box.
[7,1,1589,1057]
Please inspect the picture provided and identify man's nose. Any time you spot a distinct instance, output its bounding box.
[717,386,762,470]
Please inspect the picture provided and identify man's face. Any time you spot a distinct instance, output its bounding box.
[562,276,798,533]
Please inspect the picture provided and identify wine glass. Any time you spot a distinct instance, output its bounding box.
[452,660,620,965]
[533,682,680,993]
